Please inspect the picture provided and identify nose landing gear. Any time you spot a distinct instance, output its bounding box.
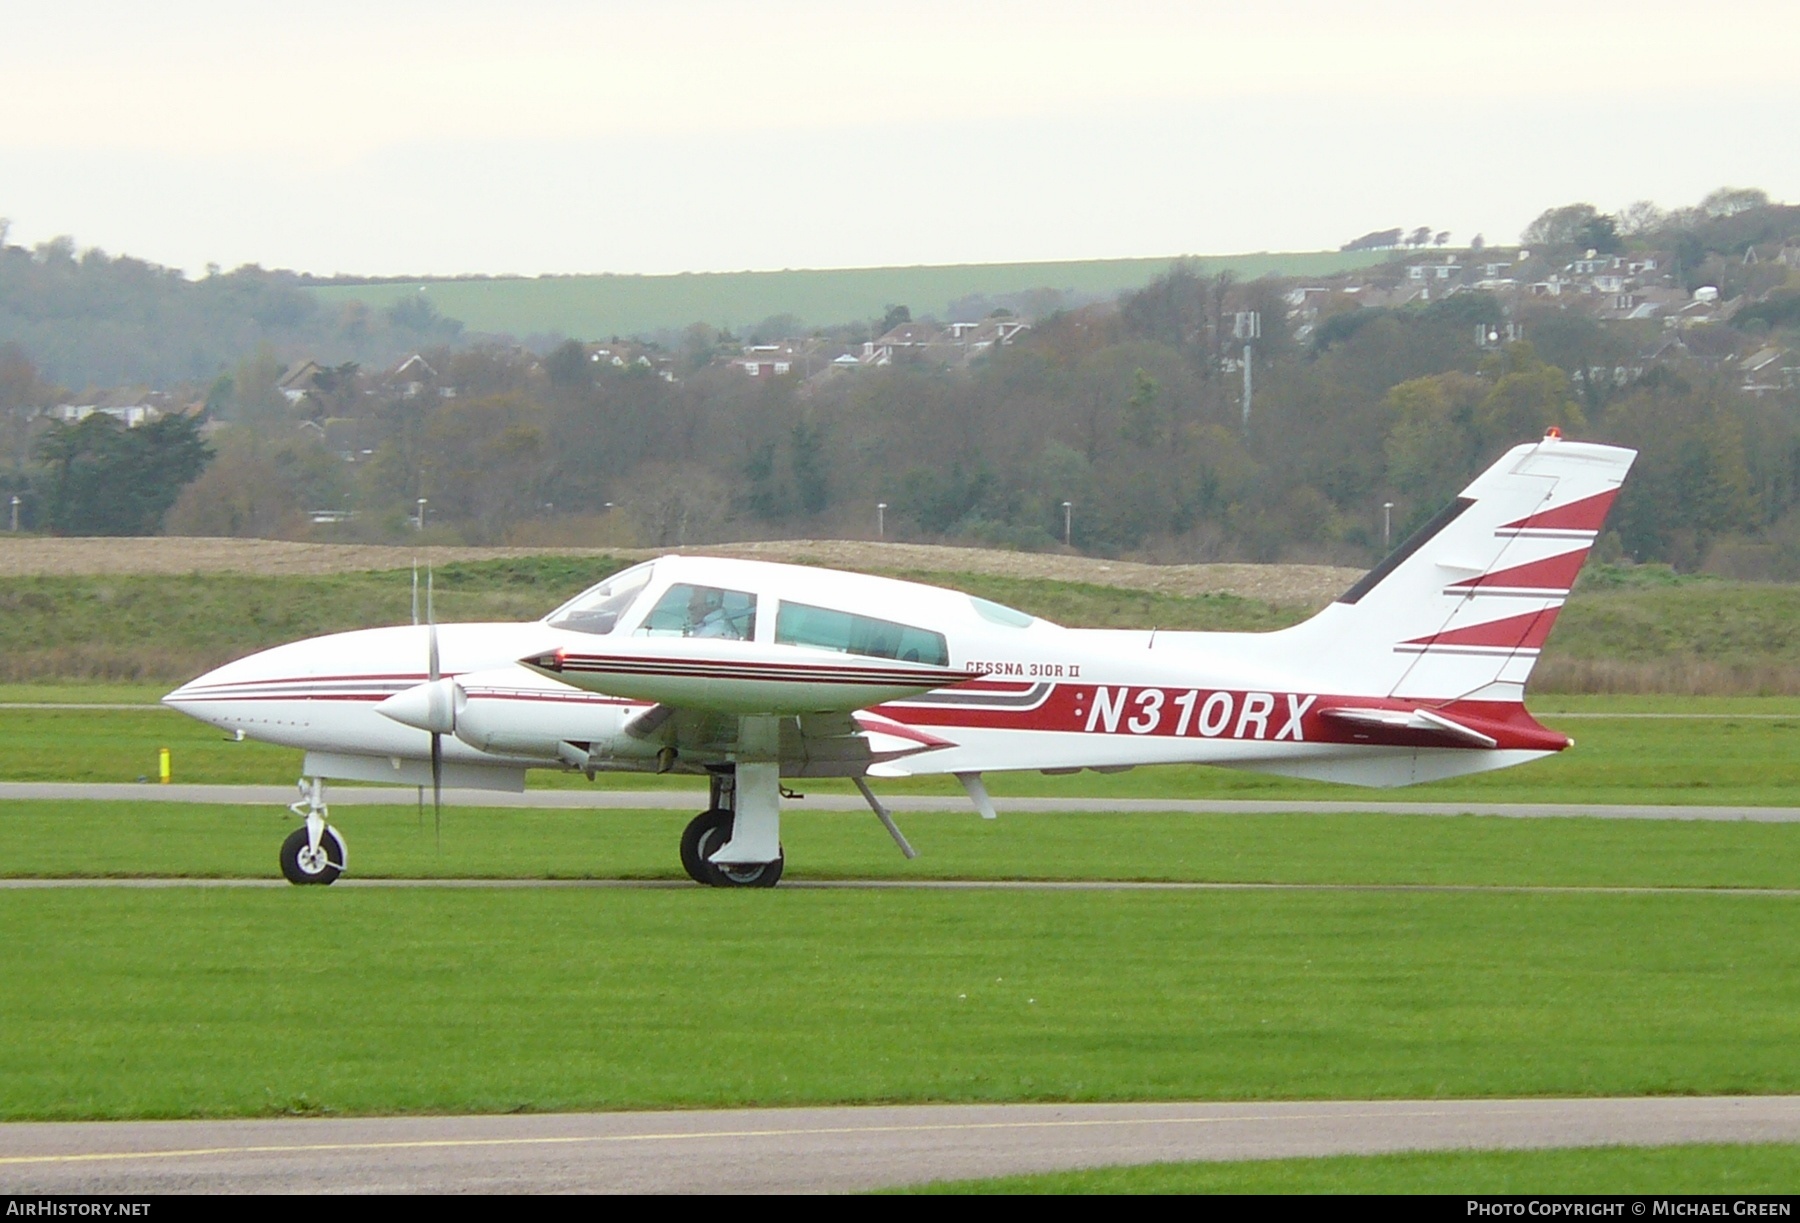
[281,777,347,885]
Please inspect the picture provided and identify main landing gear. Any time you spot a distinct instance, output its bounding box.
[281,777,347,885]
[680,769,783,888]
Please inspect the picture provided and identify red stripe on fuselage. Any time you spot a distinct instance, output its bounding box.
[876,684,1567,751]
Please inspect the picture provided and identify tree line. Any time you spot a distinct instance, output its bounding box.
[1,191,1797,577]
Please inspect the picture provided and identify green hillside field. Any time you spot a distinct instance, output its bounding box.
[305,251,1391,340]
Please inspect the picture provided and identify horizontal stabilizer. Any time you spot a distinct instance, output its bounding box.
[1318,706,1497,749]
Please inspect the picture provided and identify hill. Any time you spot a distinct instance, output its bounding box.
[303,251,1390,340]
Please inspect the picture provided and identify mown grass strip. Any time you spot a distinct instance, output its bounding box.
[3,698,1792,807]
[888,1143,1800,1194]
[1,886,1795,1120]
[5,804,1799,889]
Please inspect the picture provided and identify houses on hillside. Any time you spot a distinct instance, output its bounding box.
[722,316,1031,384]
[1280,232,1800,398]
[39,387,198,429]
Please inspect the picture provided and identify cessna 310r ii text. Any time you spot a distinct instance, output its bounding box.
[164,432,1634,887]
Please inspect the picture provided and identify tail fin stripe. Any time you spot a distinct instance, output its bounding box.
[1448,548,1589,593]
[1497,488,1620,534]
[1401,607,1561,652]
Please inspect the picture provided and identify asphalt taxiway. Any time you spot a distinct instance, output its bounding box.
[2,1097,1796,1194]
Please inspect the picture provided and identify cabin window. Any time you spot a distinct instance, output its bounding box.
[637,584,758,640]
[544,563,653,636]
[776,602,948,666]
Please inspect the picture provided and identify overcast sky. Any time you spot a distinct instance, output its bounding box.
[3,0,1796,276]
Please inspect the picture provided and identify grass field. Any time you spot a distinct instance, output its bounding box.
[4,694,1792,808]
[895,1144,1800,1194]
[3,723,1795,1139]
[3,557,1795,694]
[304,251,1392,340]
[1,881,1794,1120]
[0,557,613,682]
[5,802,1799,886]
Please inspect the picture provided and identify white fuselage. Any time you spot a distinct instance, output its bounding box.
[164,553,1573,792]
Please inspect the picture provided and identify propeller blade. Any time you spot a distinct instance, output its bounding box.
[427,565,440,848]
[430,731,443,851]
[426,569,439,683]
[411,562,419,626]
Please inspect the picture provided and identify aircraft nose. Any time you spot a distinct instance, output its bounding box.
[162,671,229,728]
[162,667,220,711]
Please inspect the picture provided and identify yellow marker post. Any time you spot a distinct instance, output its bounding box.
[158,747,171,785]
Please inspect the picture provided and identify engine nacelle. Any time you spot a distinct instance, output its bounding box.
[378,669,644,762]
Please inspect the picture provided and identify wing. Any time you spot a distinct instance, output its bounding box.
[617,704,956,777]
[522,637,983,715]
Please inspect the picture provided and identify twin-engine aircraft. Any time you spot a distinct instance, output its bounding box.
[164,432,1634,887]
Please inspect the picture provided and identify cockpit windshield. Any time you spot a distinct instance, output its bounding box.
[543,562,655,636]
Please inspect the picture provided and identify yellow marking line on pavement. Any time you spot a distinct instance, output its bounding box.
[0,1107,1505,1167]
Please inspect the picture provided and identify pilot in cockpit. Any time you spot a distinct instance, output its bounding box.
[687,587,734,638]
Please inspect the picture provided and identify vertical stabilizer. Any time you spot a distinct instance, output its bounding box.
[1277,433,1635,704]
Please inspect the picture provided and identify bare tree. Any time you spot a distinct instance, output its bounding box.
[1700,186,1770,218]
[1521,203,1600,248]
[1617,200,1666,235]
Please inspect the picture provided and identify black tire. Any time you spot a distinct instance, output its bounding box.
[679,808,784,888]
[280,825,346,886]
[680,809,731,884]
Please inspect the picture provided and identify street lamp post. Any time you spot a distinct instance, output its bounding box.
[1383,501,1394,551]
[1062,501,1073,548]
[416,498,428,532]
[1234,312,1261,430]
[876,502,887,539]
